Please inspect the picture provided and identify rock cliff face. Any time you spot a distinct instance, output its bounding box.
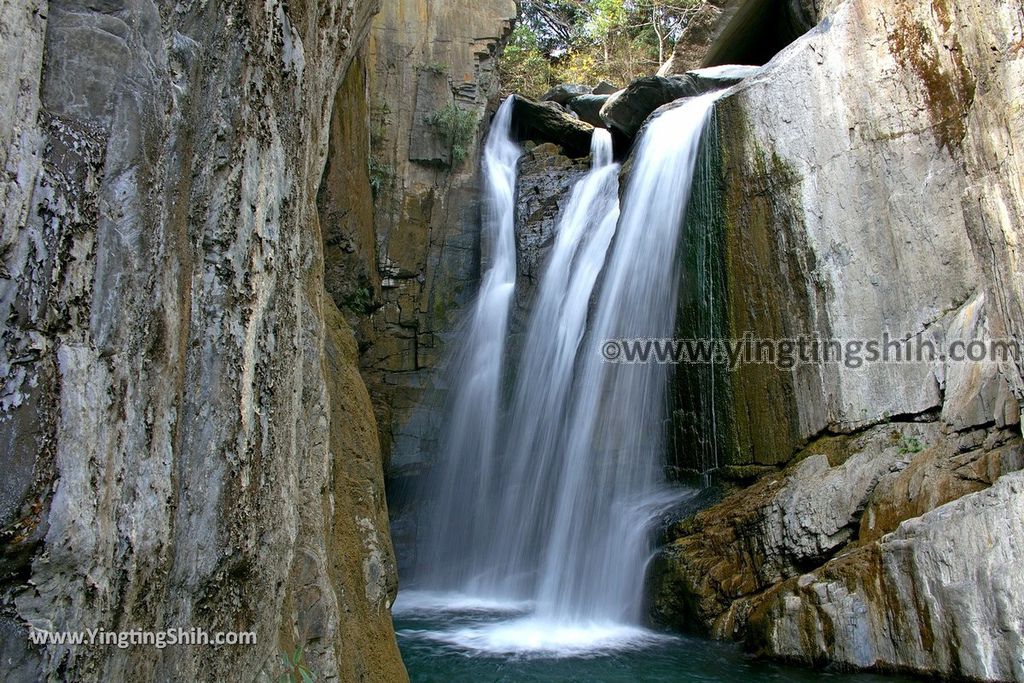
[653,0,1024,678]
[0,0,407,680]
[316,0,516,477]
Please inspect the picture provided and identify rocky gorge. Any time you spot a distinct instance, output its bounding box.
[1,0,1023,681]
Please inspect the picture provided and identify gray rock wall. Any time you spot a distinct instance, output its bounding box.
[702,0,1022,468]
[0,0,407,680]
[748,469,1024,680]
[349,0,517,473]
[653,0,1024,679]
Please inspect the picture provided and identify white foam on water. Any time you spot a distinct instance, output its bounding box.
[393,590,533,616]
[404,615,676,658]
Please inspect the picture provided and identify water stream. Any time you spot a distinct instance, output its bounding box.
[399,94,920,682]
[409,94,716,652]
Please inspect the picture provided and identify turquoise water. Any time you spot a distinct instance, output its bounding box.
[394,594,912,683]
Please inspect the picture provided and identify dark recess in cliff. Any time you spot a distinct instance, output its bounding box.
[703,0,819,67]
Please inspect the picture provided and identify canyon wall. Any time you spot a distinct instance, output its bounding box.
[0,0,407,680]
[654,0,1024,678]
[317,0,517,478]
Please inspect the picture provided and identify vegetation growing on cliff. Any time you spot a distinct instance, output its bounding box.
[428,104,479,166]
[500,0,709,97]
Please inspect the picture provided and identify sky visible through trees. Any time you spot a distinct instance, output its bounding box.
[500,0,708,98]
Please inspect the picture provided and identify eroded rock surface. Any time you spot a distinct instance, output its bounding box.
[327,0,517,476]
[0,0,407,680]
[655,0,1024,679]
[682,0,1024,469]
[748,471,1024,680]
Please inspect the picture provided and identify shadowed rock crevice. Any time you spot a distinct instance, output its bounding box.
[703,0,821,67]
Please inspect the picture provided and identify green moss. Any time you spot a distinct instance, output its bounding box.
[418,61,448,75]
[670,106,737,476]
[368,156,393,197]
[719,102,808,468]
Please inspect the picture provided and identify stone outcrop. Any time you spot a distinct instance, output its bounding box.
[652,422,1023,643]
[540,84,592,105]
[0,0,407,680]
[511,144,589,322]
[654,0,1024,679]
[566,94,610,128]
[599,76,702,139]
[652,421,941,635]
[747,470,1024,680]
[599,70,758,141]
[674,0,1023,471]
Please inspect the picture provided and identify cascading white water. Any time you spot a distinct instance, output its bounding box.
[404,94,719,654]
[535,94,719,622]
[480,128,620,599]
[417,97,520,587]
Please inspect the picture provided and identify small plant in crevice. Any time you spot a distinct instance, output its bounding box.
[418,61,448,75]
[427,104,478,167]
[368,155,393,197]
[278,645,314,683]
[893,432,924,455]
[344,285,376,315]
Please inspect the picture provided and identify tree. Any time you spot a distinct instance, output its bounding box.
[498,23,555,99]
[502,0,709,94]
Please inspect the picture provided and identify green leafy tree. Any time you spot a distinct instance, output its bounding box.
[498,24,555,98]
[502,0,708,94]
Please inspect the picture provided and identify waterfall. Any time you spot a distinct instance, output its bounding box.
[416,97,519,588]
[404,93,719,652]
[482,128,620,599]
[536,94,718,622]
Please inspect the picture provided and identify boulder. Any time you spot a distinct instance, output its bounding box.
[511,95,594,157]
[598,75,701,138]
[566,94,609,127]
[540,83,592,105]
[649,422,936,636]
[593,80,619,95]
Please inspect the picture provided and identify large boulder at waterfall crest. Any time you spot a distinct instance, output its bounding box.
[567,94,610,127]
[599,75,701,138]
[511,96,594,157]
[540,83,593,105]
